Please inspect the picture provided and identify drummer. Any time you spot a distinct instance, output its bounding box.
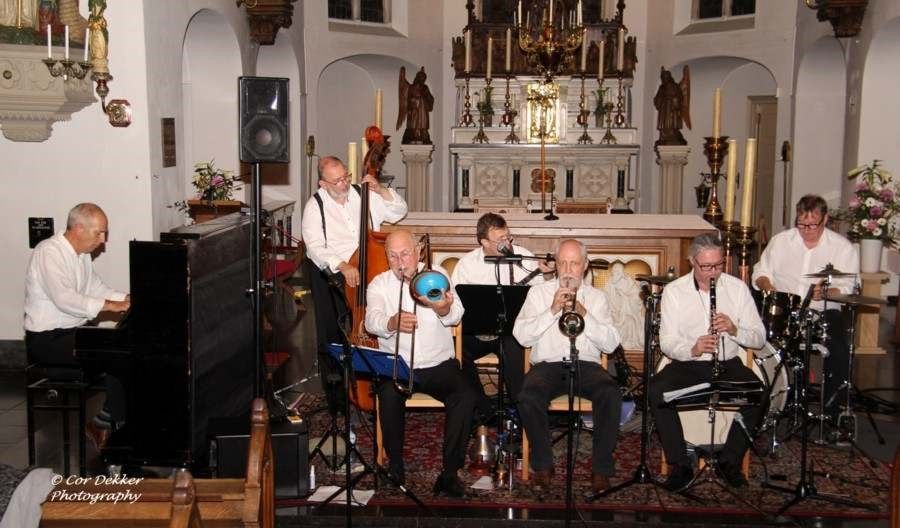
[752,195,858,426]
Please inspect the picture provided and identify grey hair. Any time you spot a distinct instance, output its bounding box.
[555,238,588,262]
[317,156,344,181]
[688,232,724,259]
[66,203,104,230]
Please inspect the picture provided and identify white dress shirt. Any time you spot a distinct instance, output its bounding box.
[450,245,546,286]
[513,279,620,365]
[24,232,127,332]
[365,263,464,370]
[301,186,408,272]
[752,228,858,311]
[660,272,766,363]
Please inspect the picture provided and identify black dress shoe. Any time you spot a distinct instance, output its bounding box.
[718,460,749,488]
[432,472,466,498]
[662,464,694,492]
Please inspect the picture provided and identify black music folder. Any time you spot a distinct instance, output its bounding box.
[455,284,530,337]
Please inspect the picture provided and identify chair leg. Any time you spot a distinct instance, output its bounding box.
[521,431,530,482]
[62,404,71,477]
[26,389,36,467]
[375,398,386,467]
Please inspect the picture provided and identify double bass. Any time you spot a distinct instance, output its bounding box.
[345,126,392,411]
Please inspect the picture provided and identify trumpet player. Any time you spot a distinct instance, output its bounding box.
[650,233,766,491]
[513,239,622,495]
[451,213,555,422]
[365,230,478,498]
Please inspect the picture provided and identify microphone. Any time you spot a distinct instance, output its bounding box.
[498,241,515,257]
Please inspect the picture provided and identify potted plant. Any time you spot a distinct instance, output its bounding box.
[476,86,494,127]
[593,87,609,127]
[172,160,243,223]
[833,160,900,272]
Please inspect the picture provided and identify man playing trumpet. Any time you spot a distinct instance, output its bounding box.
[365,230,478,498]
[513,239,622,494]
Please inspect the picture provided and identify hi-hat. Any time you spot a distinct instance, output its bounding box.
[825,293,886,306]
[803,269,857,279]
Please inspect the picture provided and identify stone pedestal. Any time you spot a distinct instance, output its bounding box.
[655,145,691,214]
[854,271,888,355]
[400,144,434,212]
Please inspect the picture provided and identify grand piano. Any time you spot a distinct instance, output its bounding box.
[75,213,256,470]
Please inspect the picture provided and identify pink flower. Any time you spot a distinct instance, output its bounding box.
[849,197,861,208]
[855,181,868,192]
[866,220,878,232]
[870,206,883,218]
[212,175,224,187]
[880,189,894,202]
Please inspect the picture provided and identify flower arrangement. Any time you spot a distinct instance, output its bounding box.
[476,85,494,117]
[834,160,900,247]
[172,160,242,215]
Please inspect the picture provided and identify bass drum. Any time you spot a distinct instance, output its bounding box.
[750,342,790,434]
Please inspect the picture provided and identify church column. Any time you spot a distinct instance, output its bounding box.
[655,145,691,214]
[400,144,435,212]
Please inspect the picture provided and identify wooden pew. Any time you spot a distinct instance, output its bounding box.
[41,398,274,528]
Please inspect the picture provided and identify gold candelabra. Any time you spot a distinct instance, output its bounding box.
[500,74,520,144]
[461,73,475,127]
[701,135,729,227]
[599,77,616,144]
[473,78,491,144]
[576,74,592,144]
[517,12,585,82]
[721,221,737,275]
[736,224,756,284]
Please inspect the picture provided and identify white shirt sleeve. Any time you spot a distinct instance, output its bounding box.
[301,196,344,272]
[582,290,621,354]
[365,274,396,339]
[513,286,559,348]
[370,188,408,227]
[730,282,767,350]
[34,245,106,319]
[659,286,695,362]
[751,239,775,290]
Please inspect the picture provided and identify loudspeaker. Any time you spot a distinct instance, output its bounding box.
[209,417,309,499]
[239,76,290,163]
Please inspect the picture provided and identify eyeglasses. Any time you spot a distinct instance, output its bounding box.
[323,174,350,186]
[795,218,824,231]
[695,260,725,272]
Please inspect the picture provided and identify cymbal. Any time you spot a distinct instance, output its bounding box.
[636,273,678,285]
[803,269,857,278]
[825,293,886,306]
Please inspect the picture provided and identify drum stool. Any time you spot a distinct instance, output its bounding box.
[25,364,105,476]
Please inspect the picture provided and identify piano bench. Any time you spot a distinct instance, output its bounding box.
[25,366,105,477]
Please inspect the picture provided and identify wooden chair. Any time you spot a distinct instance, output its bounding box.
[520,348,608,481]
[41,398,274,528]
[657,349,758,478]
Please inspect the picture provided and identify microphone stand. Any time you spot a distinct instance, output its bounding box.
[563,338,579,528]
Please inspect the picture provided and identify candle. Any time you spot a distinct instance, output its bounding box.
[712,88,722,138]
[598,40,605,79]
[505,28,512,71]
[549,0,553,23]
[616,28,625,71]
[375,89,383,129]
[348,142,358,185]
[486,36,492,81]
[64,25,69,60]
[46,25,51,58]
[84,28,89,61]
[517,1,522,27]
[739,138,758,227]
[360,137,369,171]
[724,139,738,223]
[464,30,471,73]
[577,0,582,26]
[580,39,588,72]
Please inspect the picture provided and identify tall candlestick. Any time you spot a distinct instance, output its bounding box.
[505,28,512,71]
[348,142,358,185]
[577,0,583,26]
[580,38,588,72]
[64,25,69,60]
[375,89,383,129]
[598,40,605,78]
[486,36,493,81]
[712,87,722,138]
[616,28,625,71]
[724,139,738,223]
[46,25,51,58]
[464,30,472,73]
[739,138,757,227]
[84,29,89,61]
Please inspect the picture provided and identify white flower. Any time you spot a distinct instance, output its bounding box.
[861,219,869,227]
[878,218,887,225]
[866,197,877,207]
[874,228,883,237]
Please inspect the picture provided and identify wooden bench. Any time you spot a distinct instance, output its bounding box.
[40,398,274,528]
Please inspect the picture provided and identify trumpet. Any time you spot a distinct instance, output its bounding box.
[558,277,585,338]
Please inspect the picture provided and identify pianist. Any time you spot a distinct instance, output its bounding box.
[648,233,765,491]
[24,203,130,450]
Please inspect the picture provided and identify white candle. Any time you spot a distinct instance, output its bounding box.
[598,40,605,79]
[375,89,383,129]
[712,88,722,138]
[724,139,738,223]
[46,25,51,58]
[64,25,69,60]
[517,1,522,27]
[580,38,587,72]
[83,28,89,61]
[486,36,492,80]
[577,0,582,25]
[739,138,758,227]
[348,142,358,185]
[549,0,553,23]
[464,30,472,73]
[616,28,625,71]
[505,28,512,71]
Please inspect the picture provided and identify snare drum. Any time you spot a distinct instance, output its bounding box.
[751,342,790,433]
[756,290,802,346]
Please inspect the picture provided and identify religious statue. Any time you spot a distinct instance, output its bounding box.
[602,262,644,350]
[397,66,434,145]
[653,65,691,147]
[88,0,108,75]
[0,0,36,29]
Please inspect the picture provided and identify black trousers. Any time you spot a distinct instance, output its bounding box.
[517,360,621,476]
[25,328,126,423]
[821,309,850,420]
[304,258,352,414]
[461,335,525,419]
[649,357,762,468]
[375,358,478,477]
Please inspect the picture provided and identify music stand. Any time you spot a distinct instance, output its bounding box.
[455,284,530,458]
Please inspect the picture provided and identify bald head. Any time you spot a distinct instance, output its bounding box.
[64,203,109,255]
[556,239,588,289]
[385,229,419,280]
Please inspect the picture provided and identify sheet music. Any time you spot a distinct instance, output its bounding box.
[663,382,711,403]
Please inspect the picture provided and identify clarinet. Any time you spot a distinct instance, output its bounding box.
[709,277,722,379]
